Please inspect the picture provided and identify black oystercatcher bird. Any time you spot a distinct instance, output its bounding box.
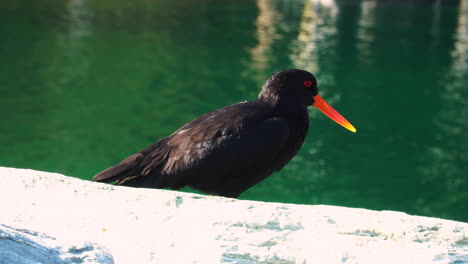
[94,69,356,198]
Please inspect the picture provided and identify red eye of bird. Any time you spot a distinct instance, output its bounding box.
[304,80,312,87]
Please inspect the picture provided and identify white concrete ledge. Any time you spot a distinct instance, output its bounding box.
[0,224,113,264]
[0,167,467,264]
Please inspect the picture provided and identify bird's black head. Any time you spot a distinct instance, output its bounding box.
[259,69,318,108]
[259,69,357,132]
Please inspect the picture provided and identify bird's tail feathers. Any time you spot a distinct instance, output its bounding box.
[93,153,144,183]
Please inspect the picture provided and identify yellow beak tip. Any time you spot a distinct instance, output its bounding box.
[343,124,357,133]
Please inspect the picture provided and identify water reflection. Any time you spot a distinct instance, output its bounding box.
[290,0,338,75]
[357,0,376,66]
[247,0,305,85]
[248,0,280,84]
[451,0,468,75]
[418,0,468,217]
[55,0,92,90]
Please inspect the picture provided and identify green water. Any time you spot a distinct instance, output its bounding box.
[1,0,467,221]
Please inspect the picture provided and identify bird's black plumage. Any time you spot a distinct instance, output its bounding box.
[94,69,320,198]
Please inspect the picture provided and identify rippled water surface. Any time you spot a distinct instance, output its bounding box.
[1,0,467,221]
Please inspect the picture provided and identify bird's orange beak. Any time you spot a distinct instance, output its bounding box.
[312,94,356,133]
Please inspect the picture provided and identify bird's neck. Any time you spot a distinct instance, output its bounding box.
[258,97,309,126]
[275,100,308,120]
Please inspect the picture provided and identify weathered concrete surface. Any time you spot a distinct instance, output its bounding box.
[0,167,467,264]
[0,224,113,264]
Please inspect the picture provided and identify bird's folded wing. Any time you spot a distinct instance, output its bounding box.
[148,117,291,189]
